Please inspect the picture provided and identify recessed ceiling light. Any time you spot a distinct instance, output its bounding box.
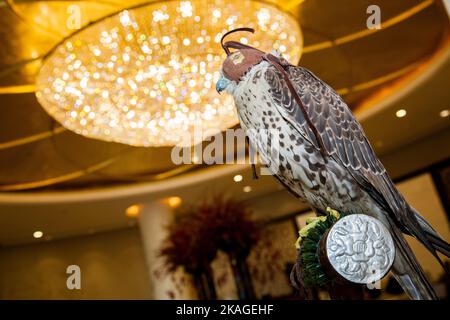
[192,153,200,164]
[243,186,252,193]
[33,231,43,239]
[395,109,407,118]
[233,174,243,182]
[166,196,182,208]
[126,204,142,217]
[439,109,449,118]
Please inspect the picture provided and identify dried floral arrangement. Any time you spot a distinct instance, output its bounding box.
[159,196,260,299]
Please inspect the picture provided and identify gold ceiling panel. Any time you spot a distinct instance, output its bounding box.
[0,0,448,191]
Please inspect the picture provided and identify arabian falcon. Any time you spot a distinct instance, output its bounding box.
[216,28,449,300]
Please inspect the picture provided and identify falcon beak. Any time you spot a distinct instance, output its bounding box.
[216,76,230,94]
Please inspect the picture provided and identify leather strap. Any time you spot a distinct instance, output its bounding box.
[221,28,258,54]
[263,53,328,157]
[245,136,259,179]
[221,27,328,162]
[223,40,265,54]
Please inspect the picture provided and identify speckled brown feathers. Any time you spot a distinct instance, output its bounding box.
[227,59,449,299]
[263,65,443,259]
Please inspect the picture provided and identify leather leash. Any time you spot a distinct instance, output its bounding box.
[263,53,328,157]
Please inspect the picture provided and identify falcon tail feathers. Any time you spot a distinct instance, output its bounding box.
[426,232,450,257]
[390,226,438,300]
[409,206,450,258]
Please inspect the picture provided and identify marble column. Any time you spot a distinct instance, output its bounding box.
[138,199,195,299]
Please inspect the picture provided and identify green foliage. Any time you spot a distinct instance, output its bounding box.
[300,211,347,288]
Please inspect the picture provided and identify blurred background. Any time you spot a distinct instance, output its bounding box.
[0,0,449,299]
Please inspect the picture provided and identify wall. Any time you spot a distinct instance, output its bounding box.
[0,227,152,299]
[381,127,450,181]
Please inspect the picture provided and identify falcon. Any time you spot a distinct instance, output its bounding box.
[215,28,449,300]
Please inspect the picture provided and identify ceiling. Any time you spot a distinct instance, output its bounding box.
[0,0,449,245]
[0,0,448,191]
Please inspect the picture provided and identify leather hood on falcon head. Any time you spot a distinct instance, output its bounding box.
[220,28,265,82]
[221,48,265,82]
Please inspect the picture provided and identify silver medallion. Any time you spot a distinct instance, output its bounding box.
[326,214,395,284]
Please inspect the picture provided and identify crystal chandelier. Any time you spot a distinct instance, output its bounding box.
[36,0,302,147]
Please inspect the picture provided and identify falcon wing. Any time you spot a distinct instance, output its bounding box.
[263,64,439,256]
